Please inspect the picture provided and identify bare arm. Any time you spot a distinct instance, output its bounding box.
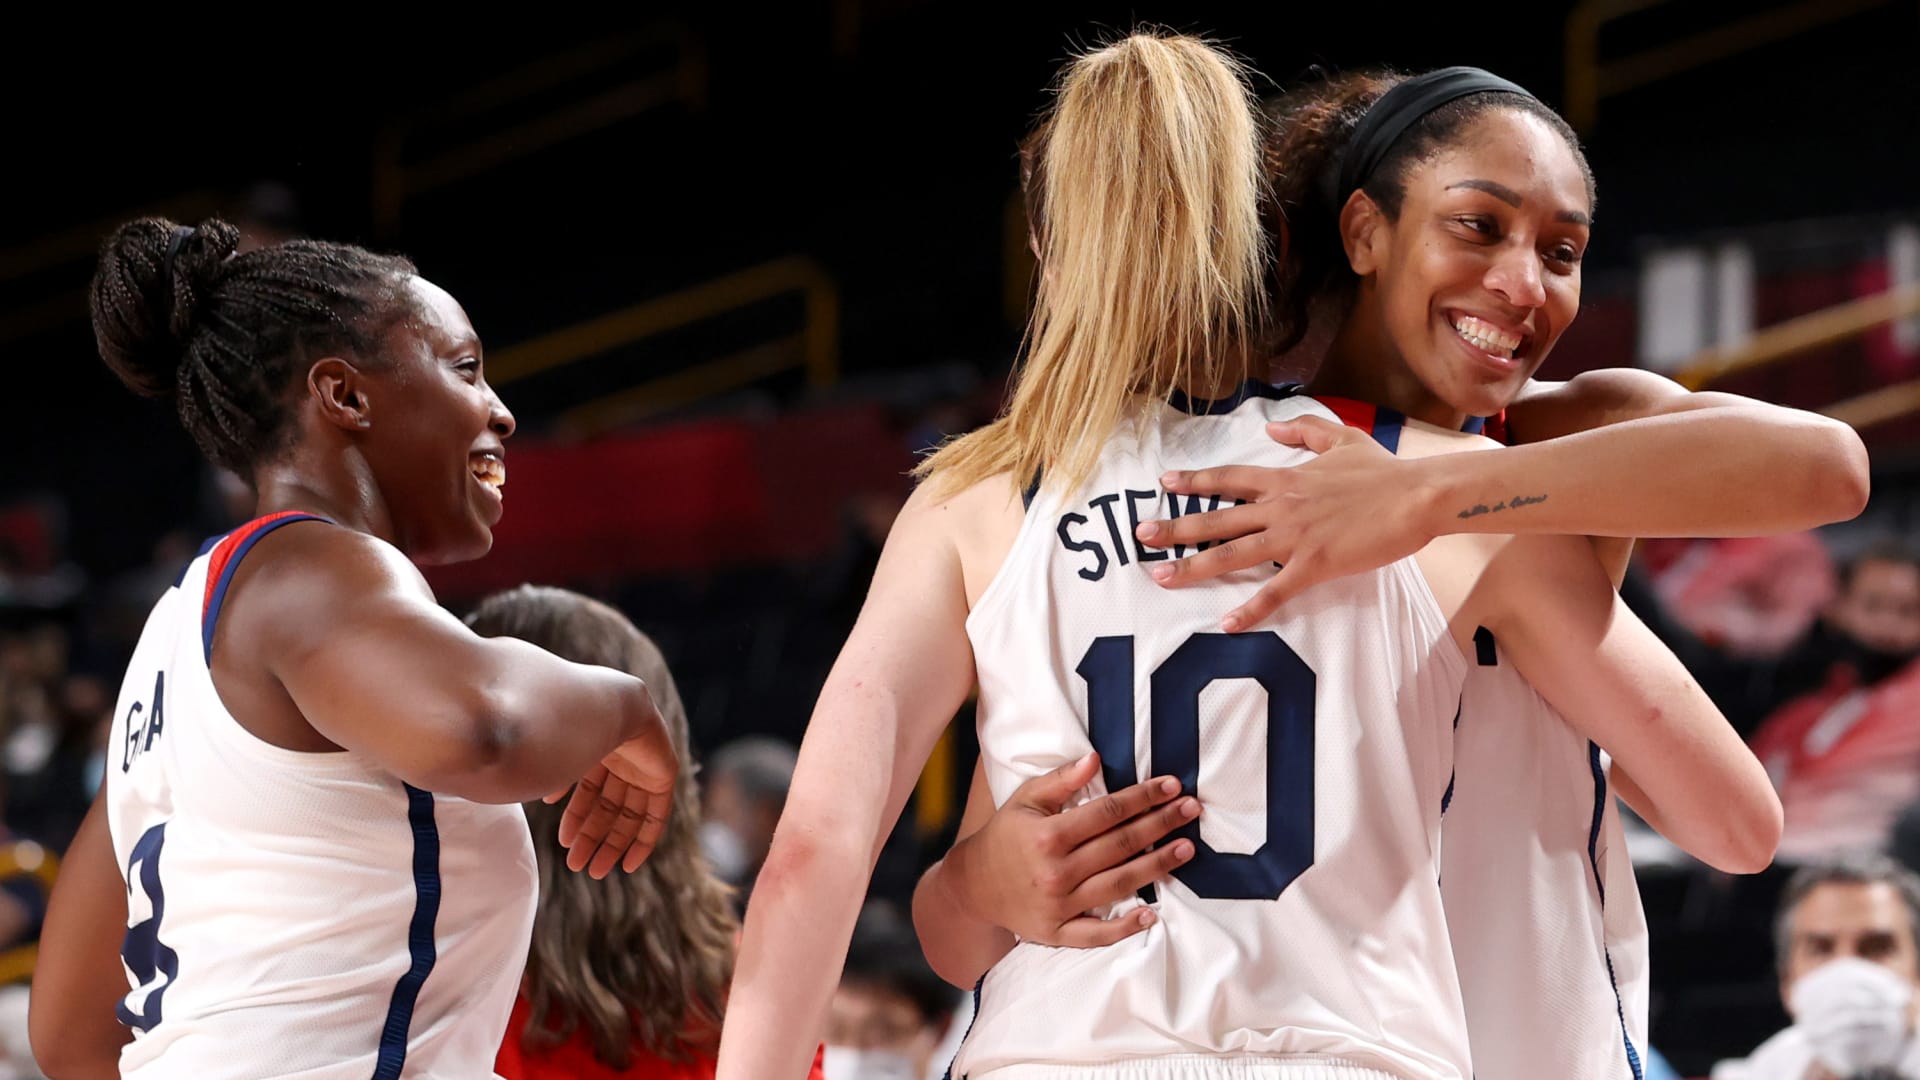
[912,762,1015,988]
[716,483,981,1080]
[1416,373,1868,538]
[1465,530,1783,874]
[30,791,132,1080]
[1142,368,1869,627]
[252,527,676,874]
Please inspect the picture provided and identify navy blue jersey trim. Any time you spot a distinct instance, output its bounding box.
[199,513,329,662]
[1587,741,1646,1080]
[1166,379,1302,417]
[943,977,986,1080]
[372,784,442,1080]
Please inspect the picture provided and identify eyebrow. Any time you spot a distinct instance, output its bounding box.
[1448,179,1591,227]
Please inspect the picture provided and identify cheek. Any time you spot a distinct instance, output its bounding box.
[1547,275,1582,334]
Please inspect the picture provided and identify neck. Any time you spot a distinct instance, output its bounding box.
[1178,345,1260,401]
[250,451,398,550]
[1307,298,1469,431]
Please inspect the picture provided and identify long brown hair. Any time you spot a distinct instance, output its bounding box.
[466,585,736,1067]
[916,31,1268,497]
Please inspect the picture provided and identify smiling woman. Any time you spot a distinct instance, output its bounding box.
[1267,66,1596,426]
[28,217,682,1080]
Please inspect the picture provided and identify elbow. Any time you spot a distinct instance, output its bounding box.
[1701,786,1785,876]
[407,693,529,804]
[912,863,987,990]
[1808,416,1872,524]
[751,818,870,907]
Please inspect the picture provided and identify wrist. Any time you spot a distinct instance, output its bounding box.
[1408,456,1461,540]
[618,679,659,744]
[931,841,982,921]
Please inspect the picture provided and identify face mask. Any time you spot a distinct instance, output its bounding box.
[699,821,750,884]
[1790,956,1916,1076]
[821,1046,919,1080]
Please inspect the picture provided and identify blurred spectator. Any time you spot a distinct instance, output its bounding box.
[829,902,963,1080]
[1640,534,1836,657]
[465,585,814,1080]
[700,736,796,905]
[1743,543,1920,861]
[0,624,102,852]
[1714,853,1920,1078]
[1628,539,1920,741]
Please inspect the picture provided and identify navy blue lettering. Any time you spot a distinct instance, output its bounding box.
[116,822,179,1032]
[1056,512,1110,583]
[122,672,167,771]
[122,703,143,773]
[1076,636,1155,904]
[1078,632,1317,902]
[1087,493,1131,567]
[144,672,165,751]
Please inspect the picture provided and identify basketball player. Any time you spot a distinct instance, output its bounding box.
[915,67,1864,1079]
[715,36,1778,1080]
[28,219,679,1079]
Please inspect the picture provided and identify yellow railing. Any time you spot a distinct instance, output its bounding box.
[371,27,707,236]
[1674,283,1920,391]
[1824,379,1920,432]
[1564,0,1896,131]
[488,255,838,434]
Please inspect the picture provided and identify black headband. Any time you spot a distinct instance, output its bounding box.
[1331,66,1535,204]
[162,225,195,303]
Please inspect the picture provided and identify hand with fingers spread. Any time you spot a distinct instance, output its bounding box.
[553,698,680,879]
[941,751,1199,948]
[1137,415,1440,631]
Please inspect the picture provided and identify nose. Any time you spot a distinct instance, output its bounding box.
[486,384,516,440]
[1485,244,1547,310]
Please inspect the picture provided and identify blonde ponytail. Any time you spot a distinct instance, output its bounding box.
[919,31,1267,496]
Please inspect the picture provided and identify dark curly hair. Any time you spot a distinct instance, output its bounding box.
[89,217,419,478]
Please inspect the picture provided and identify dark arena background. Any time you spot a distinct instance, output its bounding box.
[6,4,1920,1076]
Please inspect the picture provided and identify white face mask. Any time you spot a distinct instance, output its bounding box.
[821,1045,919,1080]
[698,821,750,884]
[1790,956,1917,1076]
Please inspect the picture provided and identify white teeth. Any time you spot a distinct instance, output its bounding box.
[470,456,505,490]
[1450,315,1521,358]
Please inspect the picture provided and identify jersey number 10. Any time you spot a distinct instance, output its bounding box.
[1077,632,1315,902]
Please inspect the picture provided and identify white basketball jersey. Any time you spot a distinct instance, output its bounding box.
[1317,398,1649,1080]
[955,385,1472,1080]
[105,512,537,1079]
[1442,640,1649,1080]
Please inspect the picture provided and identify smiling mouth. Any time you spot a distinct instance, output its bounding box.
[1448,313,1526,361]
[470,453,505,493]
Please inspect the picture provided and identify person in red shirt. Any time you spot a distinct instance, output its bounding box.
[468,585,826,1080]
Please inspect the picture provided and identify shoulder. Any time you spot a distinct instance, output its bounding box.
[218,521,439,661]
[1506,369,1691,442]
[240,521,431,608]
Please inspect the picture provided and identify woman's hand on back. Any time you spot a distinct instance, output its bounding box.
[941,752,1199,947]
[1138,417,1440,629]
